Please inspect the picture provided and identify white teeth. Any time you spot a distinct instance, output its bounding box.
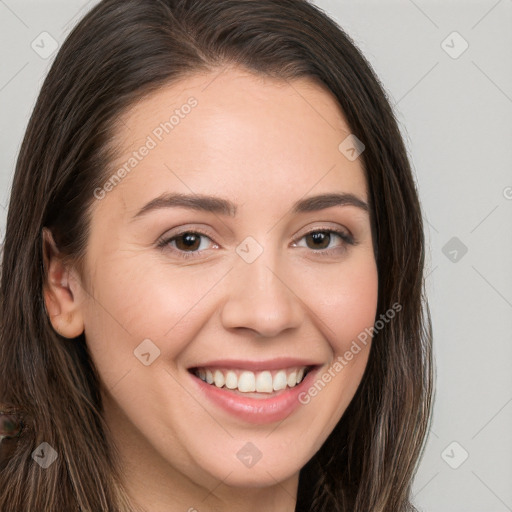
[287,370,297,387]
[225,370,238,389]
[255,371,273,393]
[238,371,256,392]
[214,370,225,388]
[195,366,310,393]
[272,370,287,391]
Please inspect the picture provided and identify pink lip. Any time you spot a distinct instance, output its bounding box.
[188,364,322,424]
[188,357,322,372]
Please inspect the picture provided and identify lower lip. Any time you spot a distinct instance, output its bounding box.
[188,366,321,424]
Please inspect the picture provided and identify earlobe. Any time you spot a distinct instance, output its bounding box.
[42,227,85,339]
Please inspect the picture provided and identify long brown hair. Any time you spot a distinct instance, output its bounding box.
[0,0,433,510]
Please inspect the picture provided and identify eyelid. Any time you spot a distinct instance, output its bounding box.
[293,223,353,241]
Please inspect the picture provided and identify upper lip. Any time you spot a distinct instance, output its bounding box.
[188,357,323,372]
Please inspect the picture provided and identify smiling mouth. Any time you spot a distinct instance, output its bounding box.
[188,365,315,394]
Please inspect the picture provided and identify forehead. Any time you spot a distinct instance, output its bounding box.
[118,66,352,135]
[96,66,368,220]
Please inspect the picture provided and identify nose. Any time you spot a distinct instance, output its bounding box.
[220,246,304,338]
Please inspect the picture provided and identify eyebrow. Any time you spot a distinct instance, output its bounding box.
[131,191,369,220]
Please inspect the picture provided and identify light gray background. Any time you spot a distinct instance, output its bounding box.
[1,1,511,511]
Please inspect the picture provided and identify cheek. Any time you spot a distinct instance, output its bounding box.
[286,253,378,450]
[301,251,379,354]
[80,255,231,384]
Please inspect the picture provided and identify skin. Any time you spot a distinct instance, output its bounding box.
[43,66,378,512]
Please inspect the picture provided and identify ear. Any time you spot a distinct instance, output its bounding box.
[42,227,85,339]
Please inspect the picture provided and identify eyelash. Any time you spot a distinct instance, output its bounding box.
[157,227,355,260]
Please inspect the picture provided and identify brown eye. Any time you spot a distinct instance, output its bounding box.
[174,232,202,251]
[296,229,353,252]
[304,231,331,250]
[157,229,217,260]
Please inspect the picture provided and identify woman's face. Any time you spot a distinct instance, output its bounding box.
[64,67,378,504]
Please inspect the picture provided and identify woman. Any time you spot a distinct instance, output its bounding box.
[0,0,433,510]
